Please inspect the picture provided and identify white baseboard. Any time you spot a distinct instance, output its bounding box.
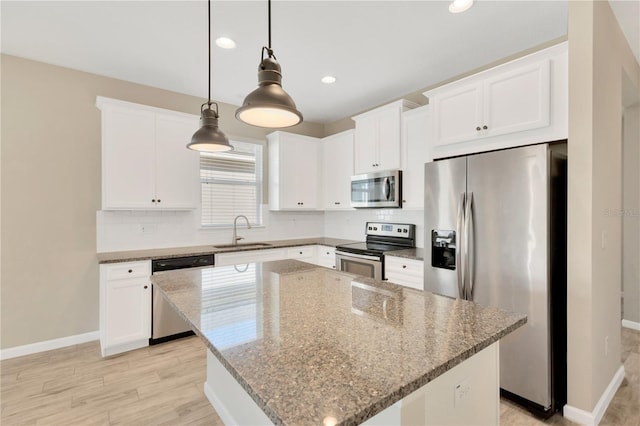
[563,365,625,426]
[0,331,99,361]
[622,319,640,331]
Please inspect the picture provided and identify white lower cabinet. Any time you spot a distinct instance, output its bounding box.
[100,260,151,357]
[384,257,424,291]
[286,246,315,262]
[315,245,336,269]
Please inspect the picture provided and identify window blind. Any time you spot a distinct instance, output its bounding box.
[201,141,263,227]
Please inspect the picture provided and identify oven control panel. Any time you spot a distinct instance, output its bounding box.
[365,222,415,239]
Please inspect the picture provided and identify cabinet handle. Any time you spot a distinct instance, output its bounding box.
[482,125,488,130]
[334,202,340,205]
[128,269,133,273]
[476,126,481,131]
[402,265,407,269]
[144,285,148,289]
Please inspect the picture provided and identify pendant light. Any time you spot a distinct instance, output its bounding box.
[235,0,303,128]
[187,0,232,152]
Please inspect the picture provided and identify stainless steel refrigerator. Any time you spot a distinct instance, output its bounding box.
[424,142,567,415]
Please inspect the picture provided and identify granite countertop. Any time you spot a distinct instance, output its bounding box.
[97,237,358,263]
[152,259,526,426]
[384,247,424,261]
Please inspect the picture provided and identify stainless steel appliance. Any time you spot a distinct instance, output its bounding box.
[351,170,402,208]
[336,222,415,280]
[424,143,567,415]
[150,254,214,344]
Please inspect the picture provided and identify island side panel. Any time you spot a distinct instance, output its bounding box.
[204,351,273,426]
[398,342,500,426]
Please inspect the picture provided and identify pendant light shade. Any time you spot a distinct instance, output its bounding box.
[236,0,303,128]
[188,103,232,152]
[187,0,232,152]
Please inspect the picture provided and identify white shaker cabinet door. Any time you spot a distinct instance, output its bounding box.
[401,106,431,209]
[353,115,379,174]
[268,132,320,210]
[155,114,200,209]
[322,130,354,210]
[483,60,550,138]
[376,110,402,171]
[431,83,483,147]
[102,106,156,209]
[100,261,151,357]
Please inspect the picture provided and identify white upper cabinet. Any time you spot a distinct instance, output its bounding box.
[97,97,200,210]
[424,42,567,159]
[352,99,418,174]
[322,130,354,210]
[268,131,321,211]
[401,105,432,210]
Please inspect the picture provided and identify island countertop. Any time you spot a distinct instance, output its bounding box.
[151,259,526,426]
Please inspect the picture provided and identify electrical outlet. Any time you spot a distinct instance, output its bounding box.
[139,224,157,234]
[454,378,471,407]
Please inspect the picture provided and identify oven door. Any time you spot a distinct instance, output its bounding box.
[335,251,382,280]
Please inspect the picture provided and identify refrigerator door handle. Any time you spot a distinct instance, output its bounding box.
[464,192,475,300]
[456,192,465,299]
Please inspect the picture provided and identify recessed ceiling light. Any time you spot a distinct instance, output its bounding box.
[321,75,337,84]
[449,0,474,13]
[215,37,236,49]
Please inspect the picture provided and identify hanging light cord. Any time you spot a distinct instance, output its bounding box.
[262,0,276,62]
[203,0,218,116]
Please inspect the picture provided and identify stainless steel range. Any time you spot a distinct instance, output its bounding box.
[335,222,416,280]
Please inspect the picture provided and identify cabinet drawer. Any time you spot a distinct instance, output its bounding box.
[287,246,315,259]
[316,245,336,269]
[385,257,423,290]
[104,261,151,280]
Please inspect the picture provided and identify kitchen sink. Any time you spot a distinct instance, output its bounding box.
[213,242,273,249]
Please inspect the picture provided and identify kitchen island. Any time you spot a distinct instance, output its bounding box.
[151,259,526,425]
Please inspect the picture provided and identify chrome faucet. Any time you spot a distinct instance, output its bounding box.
[232,215,251,245]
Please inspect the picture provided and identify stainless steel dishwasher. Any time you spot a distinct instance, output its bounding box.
[150,254,214,344]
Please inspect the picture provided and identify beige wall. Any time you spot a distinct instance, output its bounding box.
[0,54,323,349]
[567,0,640,412]
[623,104,640,323]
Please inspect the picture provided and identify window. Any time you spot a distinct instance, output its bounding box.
[200,140,263,227]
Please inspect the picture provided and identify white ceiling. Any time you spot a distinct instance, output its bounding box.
[0,1,636,124]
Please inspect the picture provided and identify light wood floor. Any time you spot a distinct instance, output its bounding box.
[1,328,638,425]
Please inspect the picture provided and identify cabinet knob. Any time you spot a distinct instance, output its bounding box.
[476,126,481,131]
[402,265,407,269]
[151,199,156,203]
[299,251,303,255]
[482,125,488,130]
[128,269,133,273]
[144,285,148,289]
[157,199,161,203]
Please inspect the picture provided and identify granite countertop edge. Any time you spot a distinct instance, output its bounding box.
[97,237,359,264]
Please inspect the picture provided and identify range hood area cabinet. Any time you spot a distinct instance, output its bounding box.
[352,99,419,174]
[424,41,567,159]
[267,131,321,210]
[97,97,200,210]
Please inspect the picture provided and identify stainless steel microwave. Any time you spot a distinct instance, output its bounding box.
[350,170,402,208]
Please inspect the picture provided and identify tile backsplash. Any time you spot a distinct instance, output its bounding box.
[97,207,424,252]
